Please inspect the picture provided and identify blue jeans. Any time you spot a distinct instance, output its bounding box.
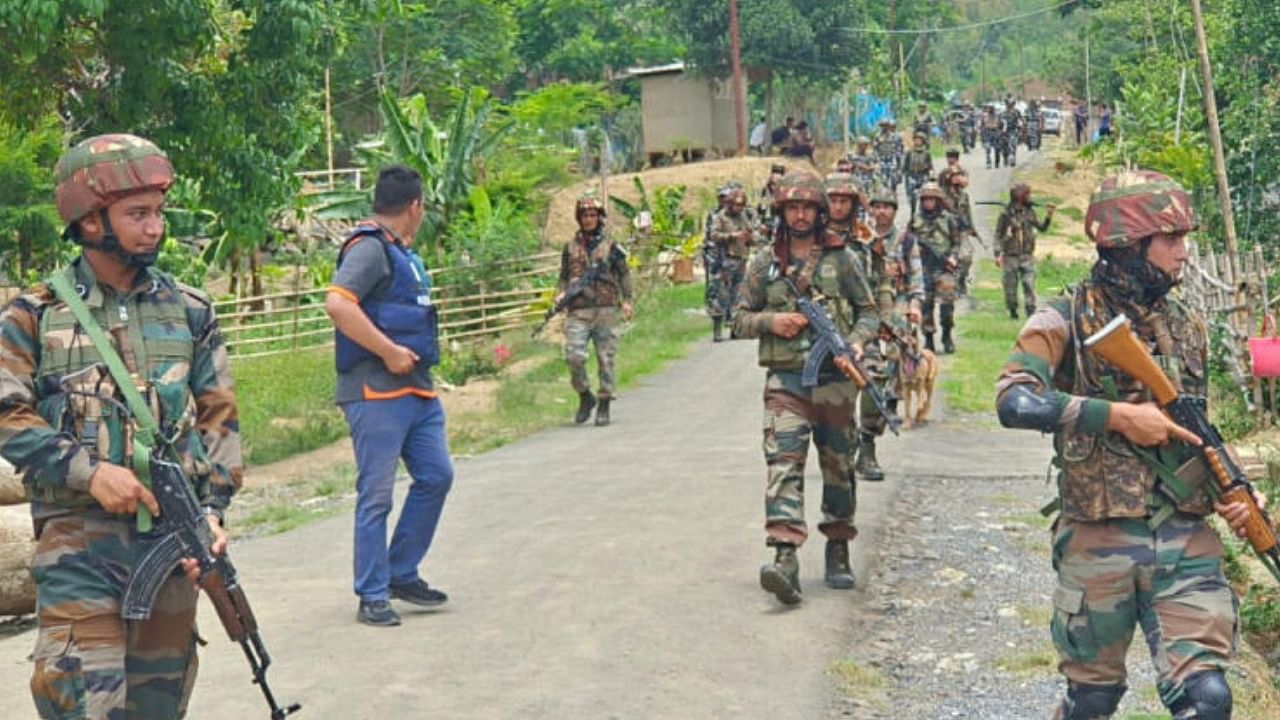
[342,395,453,601]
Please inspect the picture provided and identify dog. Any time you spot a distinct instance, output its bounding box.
[1053,159,1076,178]
[894,332,939,430]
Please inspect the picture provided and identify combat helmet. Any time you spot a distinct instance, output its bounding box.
[1010,182,1031,203]
[575,190,607,221]
[856,135,871,145]
[773,172,827,210]
[918,182,946,201]
[1085,170,1197,248]
[55,134,174,224]
[868,186,898,209]
[824,172,863,199]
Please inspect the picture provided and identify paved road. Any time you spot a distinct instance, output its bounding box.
[0,146,1053,719]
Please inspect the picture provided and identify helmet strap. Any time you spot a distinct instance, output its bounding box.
[66,210,160,269]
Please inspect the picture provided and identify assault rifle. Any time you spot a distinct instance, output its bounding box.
[781,277,903,436]
[1085,315,1280,584]
[976,200,1046,208]
[124,459,301,719]
[533,260,605,337]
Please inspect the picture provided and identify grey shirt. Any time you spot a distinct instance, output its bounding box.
[331,232,435,404]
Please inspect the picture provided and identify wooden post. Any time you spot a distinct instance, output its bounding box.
[1085,29,1092,142]
[1174,66,1188,145]
[729,0,747,157]
[1189,0,1240,273]
[324,66,335,190]
[842,73,851,154]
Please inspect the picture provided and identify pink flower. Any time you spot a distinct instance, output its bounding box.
[493,344,512,366]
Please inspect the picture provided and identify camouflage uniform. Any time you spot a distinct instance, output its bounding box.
[996,188,1053,317]
[0,134,241,719]
[981,109,1002,168]
[874,125,903,193]
[707,197,758,324]
[559,226,632,405]
[907,184,960,353]
[1002,105,1023,166]
[849,139,877,193]
[996,170,1237,719]
[733,173,879,602]
[941,168,976,296]
[902,139,933,216]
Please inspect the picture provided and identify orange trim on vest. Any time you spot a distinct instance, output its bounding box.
[361,385,438,401]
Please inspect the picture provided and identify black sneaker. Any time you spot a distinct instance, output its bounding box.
[389,579,449,607]
[358,599,401,626]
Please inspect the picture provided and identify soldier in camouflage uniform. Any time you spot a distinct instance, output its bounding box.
[908,182,961,354]
[1002,100,1023,167]
[558,192,633,426]
[874,120,903,194]
[995,182,1056,319]
[902,133,934,216]
[707,186,759,341]
[850,187,924,482]
[981,105,1002,169]
[913,102,934,140]
[0,134,241,719]
[703,184,735,338]
[941,164,978,297]
[996,170,1265,720]
[848,136,878,193]
[732,172,879,604]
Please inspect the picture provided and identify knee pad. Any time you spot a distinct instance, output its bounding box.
[1059,682,1126,719]
[1169,671,1232,720]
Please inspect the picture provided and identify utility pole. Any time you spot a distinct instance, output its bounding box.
[981,53,986,102]
[1189,0,1240,267]
[729,0,747,157]
[1175,66,1188,145]
[1018,43,1026,97]
[1084,28,1092,143]
[842,71,851,154]
[919,19,929,95]
[324,66,335,189]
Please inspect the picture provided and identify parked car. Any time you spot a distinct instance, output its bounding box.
[1042,108,1063,136]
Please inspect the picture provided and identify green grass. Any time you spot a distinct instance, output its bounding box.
[994,641,1057,678]
[232,348,346,466]
[941,257,1090,415]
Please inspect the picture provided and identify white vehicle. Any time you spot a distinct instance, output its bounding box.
[1042,108,1063,136]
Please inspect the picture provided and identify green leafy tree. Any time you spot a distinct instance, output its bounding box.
[511,0,682,85]
[0,115,67,284]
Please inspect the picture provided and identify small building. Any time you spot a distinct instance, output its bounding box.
[623,62,745,162]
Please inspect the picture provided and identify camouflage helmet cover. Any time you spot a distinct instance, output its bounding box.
[773,171,827,209]
[1085,170,1197,248]
[868,186,898,208]
[918,182,946,201]
[856,135,871,144]
[55,134,174,224]
[823,172,863,199]
[575,190,607,219]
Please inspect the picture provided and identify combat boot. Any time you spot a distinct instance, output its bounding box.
[759,543,802,605]
[713,317,725,343]
[942,327,956,355]
[824,540,856,589]
[1008,307,1019,320]
[595,398,611,427]
[855,433,885,482]
[574,391,596,425]
[924,332,936,353]
[1026,304,1036,318]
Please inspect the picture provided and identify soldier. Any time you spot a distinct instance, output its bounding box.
[936,148,964,189]
[941,164,978,296]
[913,102,934,139]
[875,120,904,193]
[902,133,934,216]
[959,103,978,153]
[703,184,735,338]
[557,192,633,426]
[758,163,786,224]
[1025,99,1043,151]
[708,186,759,342]
[0,135,240,717]
[732,172,879,604]
[995,170,1264,720]
[823,172,872,249]
[908,182,960,354]
[852,188,924,483]
[1002,101,1023,167]
[995,182,1055,319]
[982,105,1002,169]
[848,135,878,192]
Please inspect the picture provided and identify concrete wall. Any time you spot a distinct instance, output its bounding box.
[709,77,746,153]
[640,72,714,154]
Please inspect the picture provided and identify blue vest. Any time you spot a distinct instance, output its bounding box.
[334,226,439,373]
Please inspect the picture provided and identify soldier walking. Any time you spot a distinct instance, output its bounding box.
[1002,101,1023,167]
[707,185,759,341]
[996,170,1264,720]
[908,182,961,354]
[902,133,933,216]
[557,192,633,426]
[703,184,734,339]
[0,134,241,717]
[848,135,878,192]
[940,160,978,297]
[851,188,923,483]
[995,183,1055,319]
[982,105,1002,169]
[874,120,903,194]
[732,172,879,605]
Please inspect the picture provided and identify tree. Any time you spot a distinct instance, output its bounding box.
[0,115,67,284]
[511,0,682,85]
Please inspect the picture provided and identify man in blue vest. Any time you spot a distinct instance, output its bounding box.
[325,165,453,627]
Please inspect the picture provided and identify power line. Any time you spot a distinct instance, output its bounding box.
[837,0,1077,35]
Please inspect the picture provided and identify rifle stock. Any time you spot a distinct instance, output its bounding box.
[1083,314,1280,583]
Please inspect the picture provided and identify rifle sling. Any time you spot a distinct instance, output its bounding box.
[48,271,161,531]
[1098,376,1195,529]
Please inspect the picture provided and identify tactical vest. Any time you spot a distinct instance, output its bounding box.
[909,212,954,271]
[754,245,865,373]
[33,263,209,508]
[905,150,931,176]
[716,213,755,259]
[1053,284,1213,521]
[1000,206,1038,256]
[335,226,440,373]
[565,231,625,308]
